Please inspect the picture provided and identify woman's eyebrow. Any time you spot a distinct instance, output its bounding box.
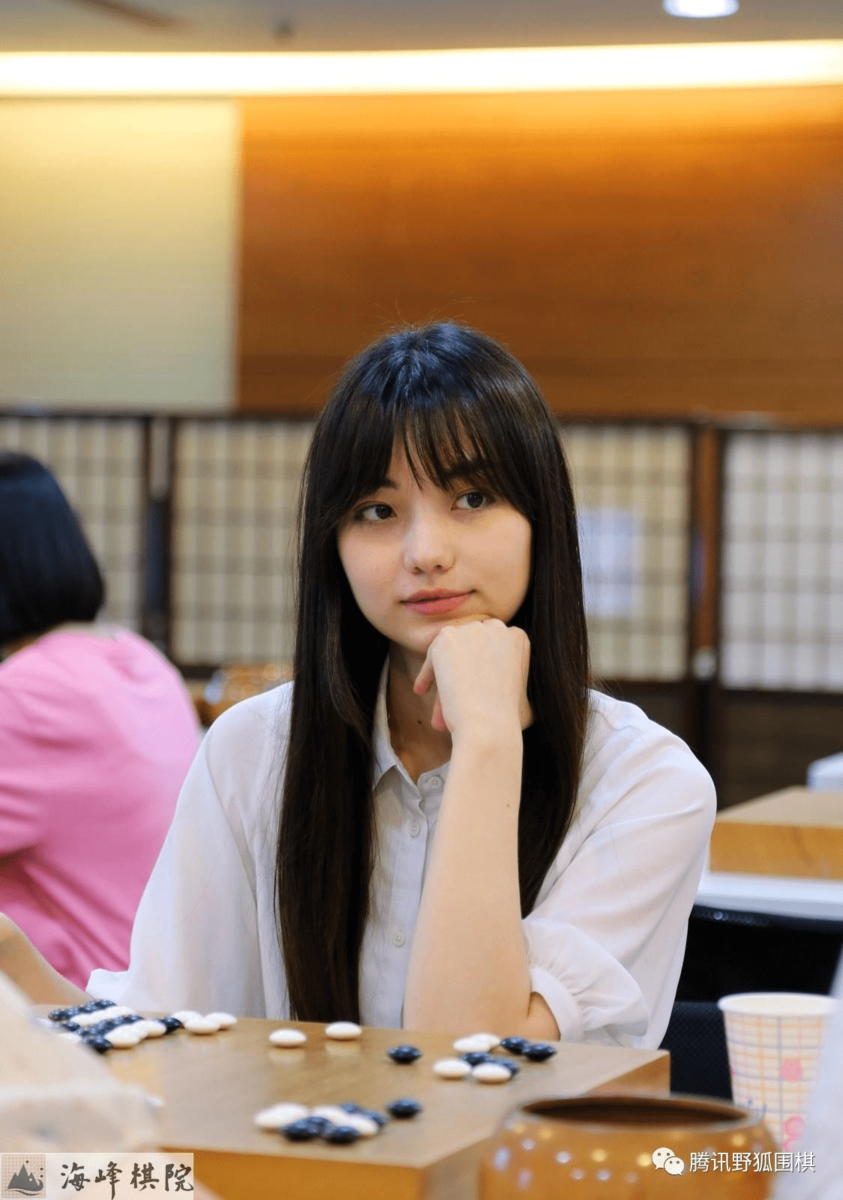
[440,459,487,483]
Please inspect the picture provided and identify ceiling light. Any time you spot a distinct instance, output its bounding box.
[663,0,739,17]
[2,41,843,96]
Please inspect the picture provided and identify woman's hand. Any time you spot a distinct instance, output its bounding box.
[413,618,532,736]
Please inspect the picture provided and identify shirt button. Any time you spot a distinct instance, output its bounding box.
[393,930,406,948]
[429,775,443,789]
[409,820,421,838]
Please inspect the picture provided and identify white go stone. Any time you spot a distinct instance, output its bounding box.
[205,1012,237,1029]
[324,1021,362,1040]
[342,1114,380,1138]
[472,1032,501,1049]
[433,1057,472,1080]
[59,1032,83,1043]
[311,1105,352,1124]
[269,1028,307,1047]
[73,1011,107,1029]
[135,1019,168,1038]
[472,1063,513,1085]
[183,1016,221,1035]
[170,1010,203,1024]
[104,1006,137,1019]
[253,1102,310,1130]
[105,1026,144,1049]
[453,1035,495,1054]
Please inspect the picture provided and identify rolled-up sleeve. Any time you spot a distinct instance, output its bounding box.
[523,695,716,1049]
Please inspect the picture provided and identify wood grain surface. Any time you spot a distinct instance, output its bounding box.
[237,87,843,423]
[710,787,843,879]
[97,1018,669,1199]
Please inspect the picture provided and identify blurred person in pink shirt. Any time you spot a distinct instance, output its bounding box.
[0,452,201,988]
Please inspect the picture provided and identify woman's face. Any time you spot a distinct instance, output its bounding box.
[337,443,532,667]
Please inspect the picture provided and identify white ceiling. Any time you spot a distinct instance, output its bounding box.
[2,0,842,54]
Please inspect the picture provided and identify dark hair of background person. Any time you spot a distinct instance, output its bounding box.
[277,322,591,1022]
[0,452,105,648]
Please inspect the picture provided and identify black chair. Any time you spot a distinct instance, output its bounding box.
[659,1000,732,1100]
[677,905,843,1001]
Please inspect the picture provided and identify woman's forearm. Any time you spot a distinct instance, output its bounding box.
[0,915,89,1005]
[402,722,536,1034]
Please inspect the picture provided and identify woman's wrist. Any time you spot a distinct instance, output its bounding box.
[450,714,523,753]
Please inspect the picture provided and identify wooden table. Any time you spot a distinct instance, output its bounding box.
[709,788,843,881]
[103,1019,668,1200]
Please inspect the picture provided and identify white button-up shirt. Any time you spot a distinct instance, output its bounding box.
[89,672,715,1048]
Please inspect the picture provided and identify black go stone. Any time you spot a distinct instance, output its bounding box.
[523,1043,557,1062]
[387,1044,423,1064]
[460,1051,495,1067]
[282,1119,319,1142]
[85,1018,124,1037]
[303,1117,333,1135]
[85,1035,113,1054]
[61,1021,82,1033]
[385,1099,423,1119]
[339,1103,363,1114]
[323,1125,360,1145]
[493,1058,521,1076]
[161,1016,183,1033]
[48,1006,82,1022]
[499,1036,530,1055]
[361,1109,388,1127]
[79,993,108,1012]
[120,1013,144,1025]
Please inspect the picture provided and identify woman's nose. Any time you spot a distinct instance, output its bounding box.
[403,511,455,574]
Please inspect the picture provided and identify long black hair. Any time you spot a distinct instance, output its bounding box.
[277,323,590,1021]
[0,452,105,648]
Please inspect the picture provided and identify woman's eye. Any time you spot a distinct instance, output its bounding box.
[455,490,491,511]
[356,502,394,522]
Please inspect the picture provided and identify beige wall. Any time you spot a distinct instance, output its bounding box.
[0,100,238,410]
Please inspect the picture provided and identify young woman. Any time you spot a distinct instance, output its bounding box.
[0,324,715,1048]
[0,453,200,989]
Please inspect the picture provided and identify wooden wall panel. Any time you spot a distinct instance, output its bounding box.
[238,88,843,420]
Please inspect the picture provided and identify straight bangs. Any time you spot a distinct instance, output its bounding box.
[314,369,541,536]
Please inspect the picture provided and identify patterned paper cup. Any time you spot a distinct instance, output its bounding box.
[718,992,838,1149]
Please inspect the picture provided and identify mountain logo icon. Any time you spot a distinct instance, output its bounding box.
[5,1166,44,1195]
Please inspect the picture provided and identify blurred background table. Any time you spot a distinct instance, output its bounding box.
[683,788,843,1007]
[698,788,843,921]
[101,1019,668,1200]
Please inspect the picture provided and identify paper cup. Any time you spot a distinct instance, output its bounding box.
[718,991,838,1149]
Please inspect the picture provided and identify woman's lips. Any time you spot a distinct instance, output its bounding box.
[403,592,472,615]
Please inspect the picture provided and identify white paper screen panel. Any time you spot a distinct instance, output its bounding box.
[170,419,314,665]
[0,416,145,630]
[563,424,691,682]
[721,432,843,690]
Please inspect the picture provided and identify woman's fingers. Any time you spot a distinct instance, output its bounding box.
[413,619,532,736]
[413,648,436,696]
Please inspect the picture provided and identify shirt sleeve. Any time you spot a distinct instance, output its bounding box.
[86,702,272,1015]
[0,686,47,856]
[522,700,716,1050]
